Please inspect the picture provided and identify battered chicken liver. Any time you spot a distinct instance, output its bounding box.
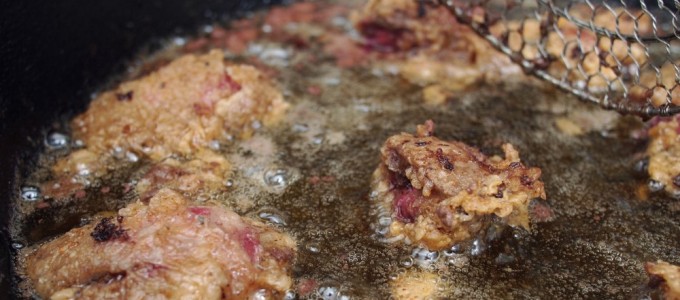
[371,121,546,250]
[646,117,680,197]
[24,189,296,299]
[351,0,521,104]
[49,50,288,192]
[645,261,680,300]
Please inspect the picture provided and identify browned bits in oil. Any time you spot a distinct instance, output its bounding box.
[436,148,454,171]
[509,162,521,169]
[520,175,533,186]
[115,90,134,101]
[91,217,128,243]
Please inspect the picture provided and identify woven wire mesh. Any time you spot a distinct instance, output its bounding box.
[440,0,680,116]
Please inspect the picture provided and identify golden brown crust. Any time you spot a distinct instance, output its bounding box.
[391,270,440,300]
[134,151,231,201]
[351,0,521,104]
[645,261,680,300]
[25,189,296,299]
[647,117,680,196]
[47,50,287,198]
[371,121,545,250]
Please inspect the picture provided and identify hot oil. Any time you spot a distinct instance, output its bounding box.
[12,2,680,299]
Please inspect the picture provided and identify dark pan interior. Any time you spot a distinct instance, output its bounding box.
[0,0,282,297]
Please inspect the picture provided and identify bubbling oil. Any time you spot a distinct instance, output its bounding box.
[11,1,680,299]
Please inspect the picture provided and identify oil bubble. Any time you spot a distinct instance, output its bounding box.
[375,225,389,235]
[112,147,125,159]
[21,186,41,201]
[73,139,85,148]
[305,243,321,254]
[225,179,234,187]
[251,289,267,300]
[283,290,296,300]
[648,179,665,192]
[312,134,324,145]
[495,253,515,265]
[261,48,289,60]
[470,238,486,256]
[172,37,186,46]
[196,194,209,203]
[317,286,339,300]
[257,207,287,226]
[11,242,24,250]
[292,123,309,133]
[378,216,392,227]
[264,168,290,189]
[126,152,139,162]
[400,256,414,267]
[447,255,470,268]
[412,247,439,267]
[633,157,649,174]
[443,244,463,256]
[77,165,91,176]
[79,216,92,226]
[45,132,69,149]
[323,77,341,86]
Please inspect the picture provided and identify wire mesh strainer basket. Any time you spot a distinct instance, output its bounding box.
[440,0,680,116]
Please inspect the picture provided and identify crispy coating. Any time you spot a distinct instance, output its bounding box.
[351,0,520,104]
[645,261,680,300]
[24,189,296,299]
[371,121,546,250]
[391,270,439,300]
[51,49,287,183]
[647,117,680,196]
[352,0,465,52]
[135,151,231,200]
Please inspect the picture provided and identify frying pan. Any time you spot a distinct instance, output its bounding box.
[0,0,281,297]
[3,1,680,299]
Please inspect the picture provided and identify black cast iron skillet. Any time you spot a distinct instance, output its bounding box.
[0,1,283,297]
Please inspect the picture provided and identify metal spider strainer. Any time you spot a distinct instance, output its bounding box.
[439,0,680,117]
